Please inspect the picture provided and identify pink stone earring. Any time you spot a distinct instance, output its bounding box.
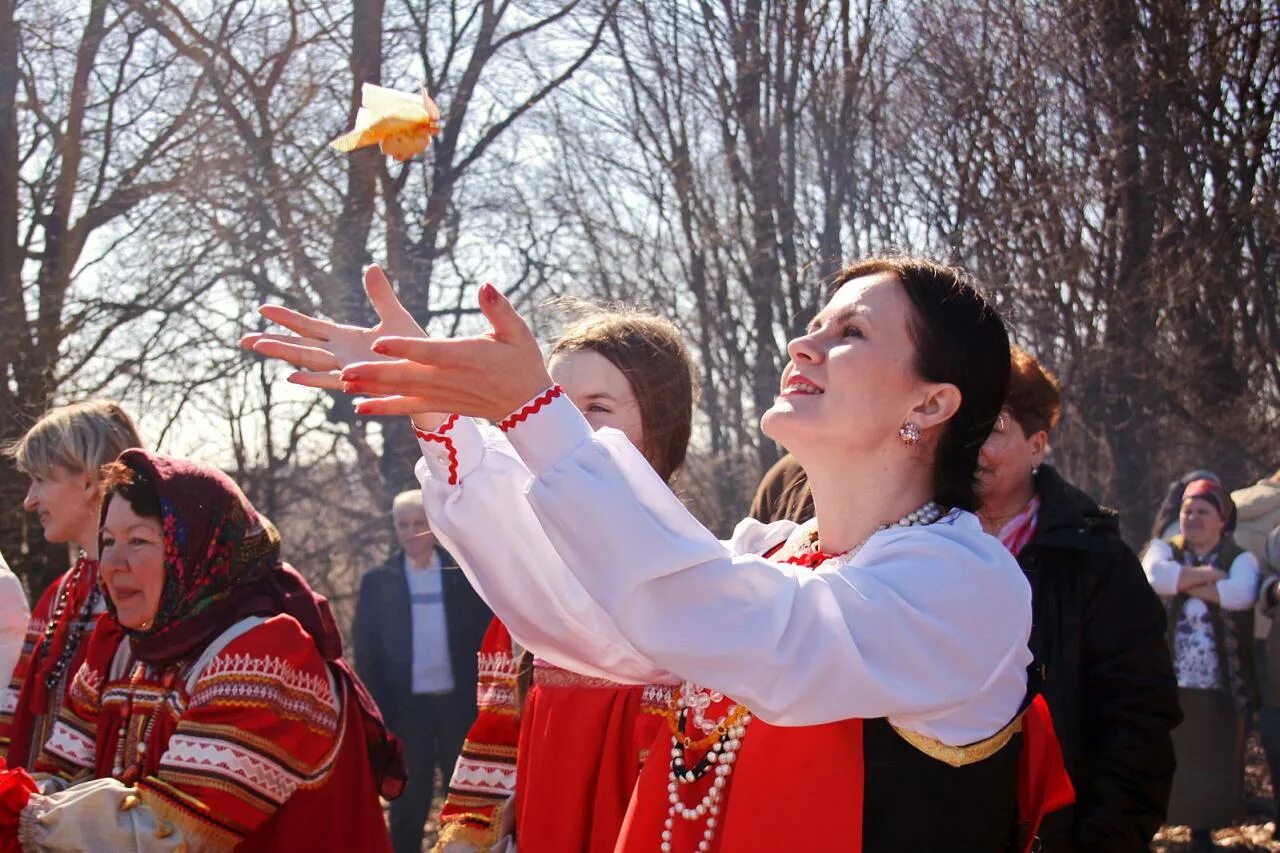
[898,422,922,445]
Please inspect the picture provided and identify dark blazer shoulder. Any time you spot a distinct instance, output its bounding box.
[359,553,408,596]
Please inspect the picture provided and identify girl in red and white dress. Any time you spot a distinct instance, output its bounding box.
[0,402,142,774]
[254,257,1073,851]
[436,310,701,852]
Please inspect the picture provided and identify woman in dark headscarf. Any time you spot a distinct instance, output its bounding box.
[13,450,403,851]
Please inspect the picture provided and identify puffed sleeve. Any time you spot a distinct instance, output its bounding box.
[22,615,342,852]
[415,407,794,686]
[142,615,341,846]
[434,389,1032,745]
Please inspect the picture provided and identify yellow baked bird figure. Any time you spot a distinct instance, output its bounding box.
[329,83,441,162]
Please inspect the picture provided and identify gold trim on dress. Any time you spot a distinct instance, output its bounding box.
[888,711,1023,768]
[433,816,500,851]
[531,664,624,689]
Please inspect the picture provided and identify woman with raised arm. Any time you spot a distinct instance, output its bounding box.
[243,270,725,851]
[248,257,1072,851]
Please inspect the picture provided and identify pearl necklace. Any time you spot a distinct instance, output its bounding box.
[660,499,944,853]
[662,682,748,853]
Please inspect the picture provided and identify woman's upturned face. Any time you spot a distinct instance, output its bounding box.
[549,350,646,451]
[1180,497,1226,551]
[762,273,925,456]
[99,497,166,631]
[22,464,99,549]
[975,409,1048,505]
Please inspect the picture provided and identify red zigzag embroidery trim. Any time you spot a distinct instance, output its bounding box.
[497,386,564,433]
[415,414,460,484]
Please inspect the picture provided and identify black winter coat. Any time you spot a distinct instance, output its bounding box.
[1019,466,1181,852]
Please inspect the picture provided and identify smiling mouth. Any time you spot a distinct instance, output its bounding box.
[781,378,823,397]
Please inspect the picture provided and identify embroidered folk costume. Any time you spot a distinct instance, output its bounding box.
[415,388,1072,852]
[11,451,403,851]
[0,556,104,771]
[437,618,521,847]
[438,616,672,851]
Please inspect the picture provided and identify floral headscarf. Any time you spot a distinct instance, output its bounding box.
[100,449,405,798]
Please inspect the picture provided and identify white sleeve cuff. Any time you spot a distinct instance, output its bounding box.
[415,415,486,485]
[499,386,595,476]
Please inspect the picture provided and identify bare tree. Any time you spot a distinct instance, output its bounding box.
[1,0,215,592]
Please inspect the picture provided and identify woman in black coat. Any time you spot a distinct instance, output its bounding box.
[976,346,1181,852]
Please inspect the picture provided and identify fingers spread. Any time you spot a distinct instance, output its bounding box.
[478,283,536,346]
[353,395,442,416]
[371,335,467,367]
[259,305,336,341]
[252,339,340,372]
[287,370,344,391]
[364,265,415,326]
[246,332,329,349]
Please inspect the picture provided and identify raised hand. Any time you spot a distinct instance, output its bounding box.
[344,283,552,422]
[239,265,424,391]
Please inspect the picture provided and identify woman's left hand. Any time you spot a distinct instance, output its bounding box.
[346,283,553,422]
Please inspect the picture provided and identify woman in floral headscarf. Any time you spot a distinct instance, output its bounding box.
[7,450,403,852]
[1143,478,1261,852]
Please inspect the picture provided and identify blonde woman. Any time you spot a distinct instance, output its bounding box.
[0,401,142,770]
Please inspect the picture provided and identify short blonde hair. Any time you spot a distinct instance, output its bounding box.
[3,401,143,479]
[391,489,424,516]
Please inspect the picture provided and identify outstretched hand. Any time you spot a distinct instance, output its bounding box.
[344,283,553,422]
[239,265,424,391]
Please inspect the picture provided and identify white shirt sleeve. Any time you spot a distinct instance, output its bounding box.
[415,414,679,685]
[1141,539,1182,596]
[0,561,30,689]
[430,390,1032,745]
[1216,550,1261,611]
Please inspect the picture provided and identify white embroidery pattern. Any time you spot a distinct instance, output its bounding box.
[191,653,338,731]
[161,733,303,805]
[449,759,517,795]
[66,665,104,710]
[102,683,188,719]
[477,651,519,681]
[0,687,18,715]
[477,682,517,710]
[43,719,96,768]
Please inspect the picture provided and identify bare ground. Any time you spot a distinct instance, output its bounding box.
[1153,731,1280,851]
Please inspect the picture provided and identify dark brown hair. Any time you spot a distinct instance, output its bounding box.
[99,459,162,521]
[551,310,697,482]
[1005,346,1061,437]
[830,256,1010,511]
